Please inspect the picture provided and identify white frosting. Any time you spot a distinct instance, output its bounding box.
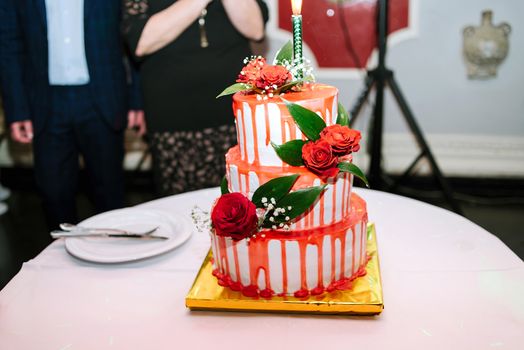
[284,240,301,293]
[306,244,319,289]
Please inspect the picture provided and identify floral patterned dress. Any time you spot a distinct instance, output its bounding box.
[122,0,268,195]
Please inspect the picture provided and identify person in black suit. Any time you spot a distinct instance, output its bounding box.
[0,0,144,229]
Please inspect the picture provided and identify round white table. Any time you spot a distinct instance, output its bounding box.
[1,188,523,350]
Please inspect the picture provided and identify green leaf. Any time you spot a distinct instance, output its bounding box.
[252,174,300,208]
[216,83,252,98]
[338,162,369,188]
[220,176,229,194]
[273,41,293,65]
[274,80,302,95]
[271,140,306,166]
[282,98,326,141]
[336,102,350,126]
[262,185,327,228]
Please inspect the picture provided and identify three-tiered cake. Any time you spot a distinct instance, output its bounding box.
[209,68,369,297]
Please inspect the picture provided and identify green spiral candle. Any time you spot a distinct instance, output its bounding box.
[292,14,303,79]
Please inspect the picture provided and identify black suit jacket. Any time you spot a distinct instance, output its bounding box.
[0,0,139,133]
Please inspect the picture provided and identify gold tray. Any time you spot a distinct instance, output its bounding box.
[186,223,383,315]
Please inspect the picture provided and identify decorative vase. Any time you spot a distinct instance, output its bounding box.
[463,10,511,79]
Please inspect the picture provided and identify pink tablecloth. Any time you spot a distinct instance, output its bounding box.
[1,188,523,350]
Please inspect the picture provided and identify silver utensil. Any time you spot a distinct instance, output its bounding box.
[51,230,169,240]
[59,223,159,236]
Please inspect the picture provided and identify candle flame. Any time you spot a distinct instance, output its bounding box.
[291,0,303,15]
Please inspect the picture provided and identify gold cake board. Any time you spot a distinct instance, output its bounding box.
[186,223,383,315]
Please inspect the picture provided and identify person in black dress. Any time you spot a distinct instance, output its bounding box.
[123,0,268,195]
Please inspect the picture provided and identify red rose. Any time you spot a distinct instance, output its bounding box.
[320,125,361,156]
[236,57,266,85]
[211,193,259,241]
[302,140,340,179]
[255,65,292,91]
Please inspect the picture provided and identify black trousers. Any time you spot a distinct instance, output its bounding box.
[33,85,125,230]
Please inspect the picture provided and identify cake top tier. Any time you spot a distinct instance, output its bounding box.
[232,83,339,167]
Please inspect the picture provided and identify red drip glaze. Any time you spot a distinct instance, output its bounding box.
[229,282,242,291]
[260,288,275,298]
[310,286,325,296]
[264,103,271,146]
[242,285,259,298]
[361,218,367,265]
[280,118,287,151]
[247,235,272,292]
[355,266,367,278]
[346,174,352,214]
[340,232,346,279]
[213,268,277,297]
[330,232,336,284]
[281,242,288,294]
[240,107,249,165]
[327,278,353,292]
[288,119,297,141]
[298,239,308,291]
[218,279,228,287]
[341,177,347,220]
[294,289,309,298]
[251,104,260,169]
[319,191,325,226]
[351,224,356,276]
[331,176,337,224]
[316,234,324,292]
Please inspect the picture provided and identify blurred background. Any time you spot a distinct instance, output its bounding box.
[1,0,522,288]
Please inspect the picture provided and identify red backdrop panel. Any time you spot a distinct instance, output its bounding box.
[278,0,409,68]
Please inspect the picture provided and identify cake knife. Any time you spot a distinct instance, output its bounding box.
[50,230,169,240]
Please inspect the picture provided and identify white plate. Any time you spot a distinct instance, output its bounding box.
[64,208,192,263]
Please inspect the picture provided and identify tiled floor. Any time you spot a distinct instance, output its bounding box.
[0,170,523,289]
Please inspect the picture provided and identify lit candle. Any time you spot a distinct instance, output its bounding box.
[291,0,303,79]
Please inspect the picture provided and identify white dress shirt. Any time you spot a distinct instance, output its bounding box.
[45,0,90,85]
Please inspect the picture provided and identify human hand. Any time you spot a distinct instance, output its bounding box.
[127,110,147,136]
[200,0,213,8]
[10,120,34,143]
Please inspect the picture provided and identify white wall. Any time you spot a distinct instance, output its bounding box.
[263,0,524,177]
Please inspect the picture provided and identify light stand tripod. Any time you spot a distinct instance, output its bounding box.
[349,0,463,215]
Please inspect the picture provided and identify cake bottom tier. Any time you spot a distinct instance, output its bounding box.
[210,193,368,298]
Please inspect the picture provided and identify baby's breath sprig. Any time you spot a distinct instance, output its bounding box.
[260,197,293,231]
[288,58,315,83]
[191,206,211,232]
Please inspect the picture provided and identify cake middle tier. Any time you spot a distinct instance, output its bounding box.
[233,83,338,167]
[226,145,354,230]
